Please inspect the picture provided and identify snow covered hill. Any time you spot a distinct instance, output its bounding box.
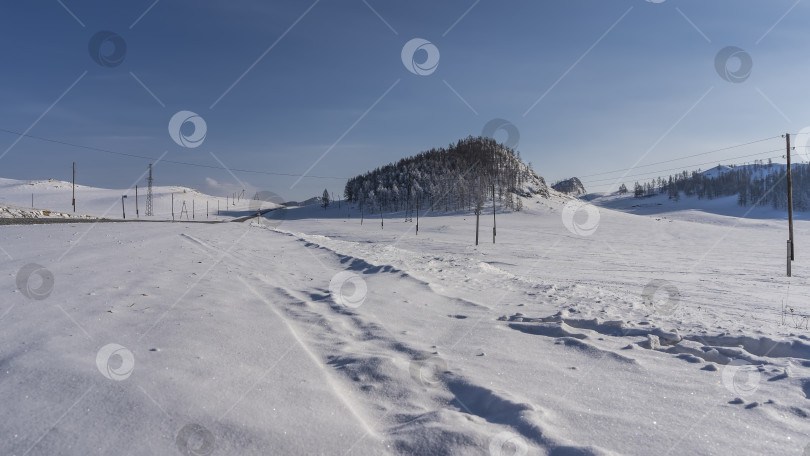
[551,177,587,196]
[1,178,809,455]
[587,191,807,223]
[702,163,785,180]
[344,137,551,215]
[624,161,810,212]
[0,177,283,221]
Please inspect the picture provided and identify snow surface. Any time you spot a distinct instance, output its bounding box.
[2,180,810,455]
[587,189,809,223]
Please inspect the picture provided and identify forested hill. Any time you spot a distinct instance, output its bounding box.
[628,161,810,211]
[343,137,549,214]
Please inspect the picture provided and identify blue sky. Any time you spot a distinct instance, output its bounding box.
[1,0,809,200]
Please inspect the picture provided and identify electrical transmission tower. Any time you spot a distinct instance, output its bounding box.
[145,164,154,216]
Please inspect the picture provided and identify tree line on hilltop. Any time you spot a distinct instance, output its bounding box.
[621,160,810,211]
[343,137,548,215]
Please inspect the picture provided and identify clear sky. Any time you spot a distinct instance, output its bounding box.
[1,0,809,201]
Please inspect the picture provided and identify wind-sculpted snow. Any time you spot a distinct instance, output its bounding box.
[502,311,810,403]
[2,189,810,454]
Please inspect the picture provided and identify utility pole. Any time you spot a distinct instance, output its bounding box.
[475,205,480,246]
[416,198,419,235]
[135,185,139,218]
[787,133,795,261]
[475,177,481,245]
[72,162,76,212]
[492,183,496,244]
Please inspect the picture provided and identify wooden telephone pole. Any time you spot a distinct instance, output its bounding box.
[787,133,795,261]
[72,162,76,212]
[492,183,496,244]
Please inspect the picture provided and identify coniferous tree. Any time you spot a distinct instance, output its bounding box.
[634,182,644,198]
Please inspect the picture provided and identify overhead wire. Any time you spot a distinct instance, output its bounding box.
[580,149,785,186]
[578,135,782,179]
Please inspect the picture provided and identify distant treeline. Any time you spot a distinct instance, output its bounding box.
[344,136,547,214]
[623,160,810,211]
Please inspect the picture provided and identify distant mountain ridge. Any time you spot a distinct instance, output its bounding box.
[343,136,548,214]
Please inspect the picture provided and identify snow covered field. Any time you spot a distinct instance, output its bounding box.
[2,181,810,455]
[0,177,280,221]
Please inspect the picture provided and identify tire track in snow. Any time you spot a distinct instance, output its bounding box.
[179,226,630,454]
[173,230,388,453]
[243,227,615,455]
[236,275,383,443]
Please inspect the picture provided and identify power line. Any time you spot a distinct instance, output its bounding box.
[584,155,789,190]
[578,135,782,179]
[582,153,784,188]
[580,149,785,186]
[0,128,349,180]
